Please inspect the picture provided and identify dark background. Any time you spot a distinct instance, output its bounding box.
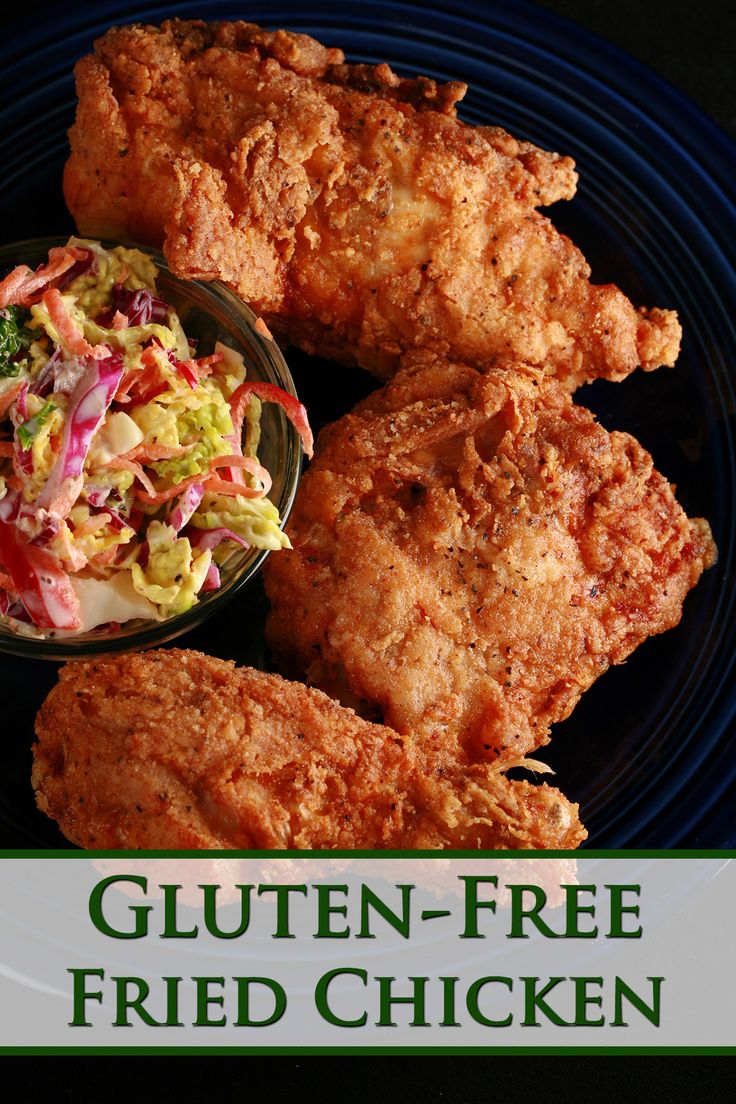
[537,0,735,141]
[11,0,736,142]
[6,0,735,1096]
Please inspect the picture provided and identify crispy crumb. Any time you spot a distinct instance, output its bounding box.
[64,19,679,387]
[264,352,716,762]
[32,649,586,850]
[254,316,274,341]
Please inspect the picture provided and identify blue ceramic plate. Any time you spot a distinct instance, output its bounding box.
[1,1,734,848]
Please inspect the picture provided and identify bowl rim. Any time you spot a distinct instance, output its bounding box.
[0,236,303,660]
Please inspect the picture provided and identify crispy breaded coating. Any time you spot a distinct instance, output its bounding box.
[63,19,679,386]
[32,649,586,850]
[264,353,716,763]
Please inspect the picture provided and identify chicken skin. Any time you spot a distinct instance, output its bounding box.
[32,649,586,850]
[264,353,716,764]
[64,19,679,387]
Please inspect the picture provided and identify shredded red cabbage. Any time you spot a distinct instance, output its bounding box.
[201,561,221,592]
[55,249,95,292]
[29,346,61,398]
[167,483,205,533]
[0,491,19,523]
[98,287,168,328]
[36,350,124,517]
[187,526,250,553]
[14,380,29,423]
[85,485,112,509]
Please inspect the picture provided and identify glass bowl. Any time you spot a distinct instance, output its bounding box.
[0,237,303,661]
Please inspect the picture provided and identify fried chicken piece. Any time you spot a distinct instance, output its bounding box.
[64,19,679,387]
[32,649,586,850]
[264,353,715,764]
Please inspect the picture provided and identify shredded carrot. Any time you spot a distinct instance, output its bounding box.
[0,381,24,418]
[121,442,191,463]
[42,289,108,359]
[177,352,223,380]
[134,472,206,505]
[210,454,271,493]
[127,346,170,403]
[131,450,264,505]
[105,459,157,497]
[114,368,144,403]
[54,523,88,572]
[0,245,88,308]
[94,545,121,567]
[73,512,113,539]
[209,454,253,470]
[0,266,33,309]
[241,456,273,495]
[203,476,262,498]
[254,317,274,341]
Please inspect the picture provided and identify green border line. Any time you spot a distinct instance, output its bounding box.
[1,850,731,1056]
[0,1047,734,1056]
[1,849,734,859]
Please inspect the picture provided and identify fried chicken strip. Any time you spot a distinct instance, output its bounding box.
[64,19,679,386]
[264,353,716,764]
[32,649,585,850]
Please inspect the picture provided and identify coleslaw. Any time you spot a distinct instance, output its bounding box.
[0,238,313,637]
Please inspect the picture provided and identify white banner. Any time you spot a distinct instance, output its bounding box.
[0,856,733,1050]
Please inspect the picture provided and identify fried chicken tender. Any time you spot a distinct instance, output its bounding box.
[64,19,679,387]
[264,353,716,764]
[32,649,585,850]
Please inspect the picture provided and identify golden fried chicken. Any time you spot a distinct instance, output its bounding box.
[264,353,715,764]
[64,19,679,387]
[32,649,586,850]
